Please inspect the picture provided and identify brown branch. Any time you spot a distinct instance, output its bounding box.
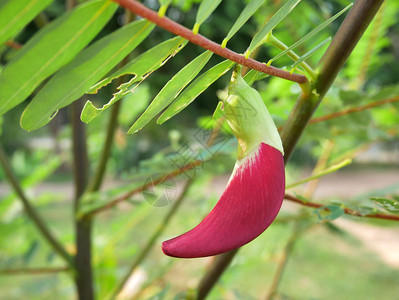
[112,0,307,84]
[84,160,202,217]
[0,267,69,275]
[309,96,399,125]
[284,193,399,221]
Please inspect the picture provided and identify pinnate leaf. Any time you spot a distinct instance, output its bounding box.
[195,0,223,31]
[291,37,331,71]
[20,20,154,131]
[157,59,235,124]
[246,0,301,57]
[222,0,265,48]
[0,0,117,115]
[81,37,187,123]
[268,3,352,65]
[128,51,213,134]
[0,0,54,46]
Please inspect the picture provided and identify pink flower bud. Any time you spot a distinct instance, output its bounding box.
[162,72,285,258]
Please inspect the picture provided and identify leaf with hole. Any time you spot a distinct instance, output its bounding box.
[128,50,213,134]
[20,19,155,131]
[0,0,54,46]
[0,0,117,115]
[157,59,234,124]
[81,37,187,123]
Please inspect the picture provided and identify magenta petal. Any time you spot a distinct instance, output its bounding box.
[162,143,285,258]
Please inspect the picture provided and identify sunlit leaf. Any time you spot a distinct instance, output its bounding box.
[246,0,301,57]
[20,20,154,131]
[291,37,331,71]
[222,0,265,48]
[0,0,54,46]
[194,0,222,32]
[268,3,352,65]
[128,51,213,134]
[0,0,117,115]
[81,37,187,123]
[157,59,234,124]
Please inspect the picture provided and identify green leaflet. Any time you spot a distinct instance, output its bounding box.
[0,0,54,46]
[128,50,213,134]
[246,0,301,57]
[194,0,222,32]
[222,0,265,48]
[81,37,187,123]
[212,101,225,120]
[291,37,331,71]
[243,68,269,85]
[0,0,118,115]
[267,4,352,65]
[20,20,155,131]
[157,59,235,124]
[371,197,399,214]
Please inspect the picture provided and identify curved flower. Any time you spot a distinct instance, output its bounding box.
[162,73,285,258]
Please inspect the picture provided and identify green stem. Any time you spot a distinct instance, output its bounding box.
[196,249,239,300]
[286,158,351,189]
[109,179,193,299]
[0,145,74,269]
[71,99,93,300]
[87,100,122,193]
[195,0,385,297]
[0,267,69,275]
[267,33,317,80]
[265,223,308,300]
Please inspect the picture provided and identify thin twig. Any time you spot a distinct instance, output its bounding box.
[265,222,307,300]
[284,193,399,222]
[197,249,239,300]
[112,0,307,84]
[109,179,193,300]
[304,140,335,198]
[84,160,202,217]
[309,96,399,125]
[0,145,74,269]
[0,267,69,275]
